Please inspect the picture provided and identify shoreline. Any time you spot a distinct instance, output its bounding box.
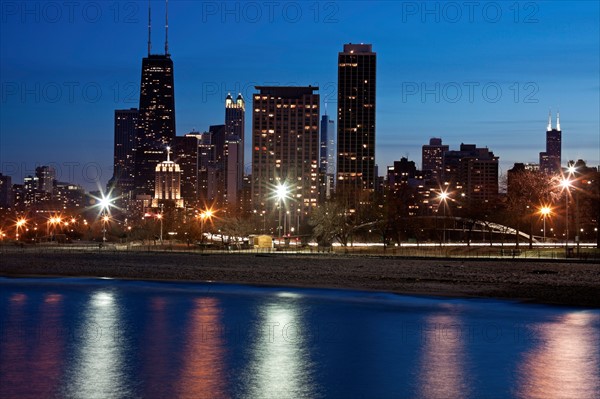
[1,251,599,307]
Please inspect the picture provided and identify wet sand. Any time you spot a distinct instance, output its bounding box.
[1,251,599,307]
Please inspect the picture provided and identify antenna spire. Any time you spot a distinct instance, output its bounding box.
[556,109,561,131]
[147,0,152,55]
[165,0,169,55]
[166,146,171,162]
[547,109,552,131]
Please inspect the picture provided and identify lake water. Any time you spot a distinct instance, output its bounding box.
[1,277,599,399]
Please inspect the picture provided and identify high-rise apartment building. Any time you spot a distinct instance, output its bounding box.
[443,144,499,204]
[251,86,320,219]
[35,166,55,194]
[422,138,449,182]
[337,43,376,207]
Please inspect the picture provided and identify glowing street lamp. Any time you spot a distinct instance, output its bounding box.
[438,190,450,244]
[539,206,552,243]
[198,208,214,244]
[156,212,163,244]
[275,183,289,243]
[16,218,26,241]
[102,215,110,242]
[560,177,572,254]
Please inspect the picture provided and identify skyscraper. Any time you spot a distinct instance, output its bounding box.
[35,166,55,194]
[251,86,320,219]
[337,43,376,208]
[224,93,245,206]
[172,134,199,205]
[0,173,13,209]
[540,111,562,175]
[134,2,176,196]
[320,113,336,198]
[110,108,138,194]
[422,137,449,182]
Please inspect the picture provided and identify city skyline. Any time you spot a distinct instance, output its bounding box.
[1,1,599,189]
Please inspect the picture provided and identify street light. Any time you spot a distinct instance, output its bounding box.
[275,182,289,244]
[102,215,109,242]
[438,191,449,245]
[156,212,163,244]
[198,208,214,245]
[560,177,572,255]
[16,218,26,241]
[539,206,552,244]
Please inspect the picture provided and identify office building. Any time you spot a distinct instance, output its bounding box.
[110,108,138,194]
[134,4,176,195]
[337,43,376,207]
[540,111,562,175]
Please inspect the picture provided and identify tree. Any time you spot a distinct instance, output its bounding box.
[505,169,559,248]
[309,200,357,250]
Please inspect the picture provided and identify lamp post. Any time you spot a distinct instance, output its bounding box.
[157,213,163,244]
[540,206,551,244]
[567,165,580,256]
[102,214,109,242]
[560,177,572,257]
[199,208,213,244]
[438,191,449,245]
[16,218,26,241]
[275,183,288,245]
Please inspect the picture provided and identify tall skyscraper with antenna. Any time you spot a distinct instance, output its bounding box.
[540,111,562,175]
[134,0,176,197]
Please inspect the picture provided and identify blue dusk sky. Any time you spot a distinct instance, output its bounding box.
[1,1,599,190]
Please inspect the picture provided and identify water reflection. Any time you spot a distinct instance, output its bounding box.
[516,311,600,399]
[242,297,318,399]
[1,292,66,397]
[176,297,227,399]
[63,290,129,398]
[0,293,29,396]
[418,310,470,399]
[142,297,172,397]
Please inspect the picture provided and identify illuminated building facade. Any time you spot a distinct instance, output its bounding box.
[251,86,320,219]
[337,43,376,208]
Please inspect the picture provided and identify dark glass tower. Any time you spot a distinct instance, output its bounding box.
[337,43,376,208]
[110,108,138,194]
[134,3,176,196]
[540,111,562,175]
[134,55,176,195]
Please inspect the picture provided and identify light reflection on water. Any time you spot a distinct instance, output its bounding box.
[241,298,318,399]
[62,290,130,399]
[0,278,599,399]
[418,311,469,399]
[516,311,600,399]
[176,297,227,399]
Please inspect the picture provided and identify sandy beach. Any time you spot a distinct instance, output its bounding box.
[1,250,599,307]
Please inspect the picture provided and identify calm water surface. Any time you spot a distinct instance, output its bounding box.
[0,277,599,399]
